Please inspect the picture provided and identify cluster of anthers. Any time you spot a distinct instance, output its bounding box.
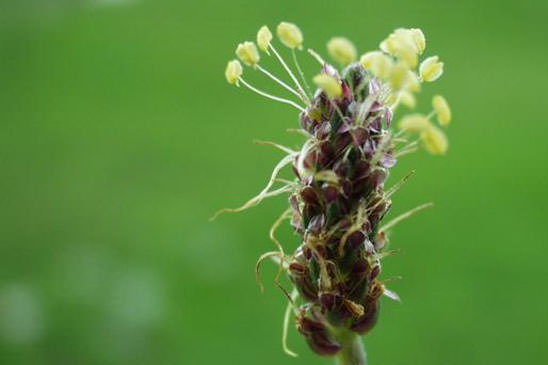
[218,22,452,361]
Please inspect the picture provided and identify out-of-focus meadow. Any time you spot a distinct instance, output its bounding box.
[1,0,548,364]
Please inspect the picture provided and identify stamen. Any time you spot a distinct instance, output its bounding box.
[269,44,310,104]
[256,65,302,100]
[239,78,305,112]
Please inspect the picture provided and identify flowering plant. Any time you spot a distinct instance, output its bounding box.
[216,22,451,365]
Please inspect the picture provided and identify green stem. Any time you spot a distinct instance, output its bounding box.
[335,331,367,365]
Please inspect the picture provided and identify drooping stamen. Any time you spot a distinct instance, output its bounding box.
[256,65,302,100]
[268,44,310,104]
[239,78,305,112]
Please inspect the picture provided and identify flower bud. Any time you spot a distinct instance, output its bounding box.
[432,95,451,126]
[419,56,444,82]
[313,74,342,99]
[360,51,393,79]
[224,59,242,85]
[421,125,448,154]
[276,22,303,49]
[327,37,357,66]
[398,114,431,133]
[410,28,426,54]
[257,26,272,54]
[235,41,260,66]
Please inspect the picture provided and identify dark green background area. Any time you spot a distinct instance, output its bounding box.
[1,0,547,364]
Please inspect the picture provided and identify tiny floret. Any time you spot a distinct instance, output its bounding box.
[432,95,451,126]
[419,56,444,82]
[257,26,273,54]
[360,51,393,79]
[327,37,357,66]
[236,41,260,66]
[398,114,431,132]
[276,22,303,49]
[225,59,243,85]
[313,74,342,99]
[421,125,448,154]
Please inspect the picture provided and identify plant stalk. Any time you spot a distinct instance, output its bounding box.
[335,331,367,365]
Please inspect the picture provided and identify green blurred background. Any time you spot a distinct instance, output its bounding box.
[1,0,547,364]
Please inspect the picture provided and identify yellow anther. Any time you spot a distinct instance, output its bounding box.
[276,22,303,49]
[432,95,451,126]
[313,74,342,99]
[421,125,448,154]
[327,37,357,66]
[360,51,394,79]
[225,59,243,85]
[257,26,273,54]
[419,56,444,82]
[236,41,260,66]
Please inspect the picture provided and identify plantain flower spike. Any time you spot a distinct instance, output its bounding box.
[421,125,449,154]
[360,51,393,79]
[225,59,242,86]
[432,95,451,126]
[398,114,432,132]
[236,41,260,67]
[313,73,342,99]
[419,56,444,82]
[221,24,452,362]
[257,26,273,54]
[327,37,357,66]
[276,22,303,49]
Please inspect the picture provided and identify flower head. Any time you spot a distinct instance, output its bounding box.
[432,95,451,126]
[313,74,342,99]
[419,56,444,82]
[221,24,452,360]
[236,41,260,66]
[225,59,242,85]
[327,37,357,66]
[257,26,273,54]
[276,22,303,49]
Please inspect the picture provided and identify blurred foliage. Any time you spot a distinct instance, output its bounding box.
[1,0,548,364]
